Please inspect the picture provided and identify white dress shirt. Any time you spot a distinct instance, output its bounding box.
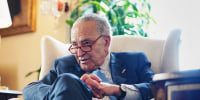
[92,54,142,100]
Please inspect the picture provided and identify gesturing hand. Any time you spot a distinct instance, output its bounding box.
[81,74,103,98]
[80,74,121,99]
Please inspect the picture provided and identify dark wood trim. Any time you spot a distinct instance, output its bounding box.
[0,0,37,37]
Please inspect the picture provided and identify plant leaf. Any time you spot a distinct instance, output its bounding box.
[66,20,75,27]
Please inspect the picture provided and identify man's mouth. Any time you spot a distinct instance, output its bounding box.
[79,58,89,64]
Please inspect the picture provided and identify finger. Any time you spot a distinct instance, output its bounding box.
[89,74,102,83]
[92,88,104,99]
[80,74,89,82]
[96,88,105,99]
[85,78,101,89]
[92,90,101,98]
[87,85,93,90]
[80,75,92,89]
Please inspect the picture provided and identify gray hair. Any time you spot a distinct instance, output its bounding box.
[72,13,112,36]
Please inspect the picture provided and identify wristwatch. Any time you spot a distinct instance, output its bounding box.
[119,84,127,99]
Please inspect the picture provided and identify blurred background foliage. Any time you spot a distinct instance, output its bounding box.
[66,0,156,37]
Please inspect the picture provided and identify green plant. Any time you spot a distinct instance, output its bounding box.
[66,0,156,36]
[25,66,41,80]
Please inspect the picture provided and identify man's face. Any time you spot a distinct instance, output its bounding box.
[71,20,110,72]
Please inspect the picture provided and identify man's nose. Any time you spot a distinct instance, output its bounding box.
[77,48,85,57]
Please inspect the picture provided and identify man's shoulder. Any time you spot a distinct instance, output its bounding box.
[111,52,146,57]
[110,52,149,63]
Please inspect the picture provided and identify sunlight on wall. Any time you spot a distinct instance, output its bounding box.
[149,0,200,71]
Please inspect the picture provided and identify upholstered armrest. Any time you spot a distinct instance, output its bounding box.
[161,29,181,72]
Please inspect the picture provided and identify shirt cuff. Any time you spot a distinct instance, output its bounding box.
[123,84,142,100]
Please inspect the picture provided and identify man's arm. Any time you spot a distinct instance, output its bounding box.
[111,52,154,100]
[134,52,155,100]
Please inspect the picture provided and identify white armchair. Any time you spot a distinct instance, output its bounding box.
[39,29,181,80]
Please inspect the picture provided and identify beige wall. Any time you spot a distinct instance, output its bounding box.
[0,0,77,96]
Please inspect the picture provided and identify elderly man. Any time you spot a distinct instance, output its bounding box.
[23,14,154,100]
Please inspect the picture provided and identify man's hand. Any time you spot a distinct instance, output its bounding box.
[80,74,121,99]
[81,74,103,98]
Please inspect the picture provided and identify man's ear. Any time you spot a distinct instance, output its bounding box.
[104,35,111,50]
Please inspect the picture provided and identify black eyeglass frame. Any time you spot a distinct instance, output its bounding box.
[68,35,104,54]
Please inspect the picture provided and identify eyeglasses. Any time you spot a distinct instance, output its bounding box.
[68,35,104,54]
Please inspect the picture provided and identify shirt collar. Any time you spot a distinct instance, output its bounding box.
[99,53,110,71]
